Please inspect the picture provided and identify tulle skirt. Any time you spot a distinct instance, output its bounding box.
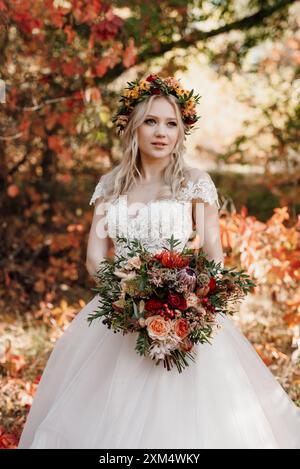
[18,294,300,449]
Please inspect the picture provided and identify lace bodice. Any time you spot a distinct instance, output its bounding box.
[89,173,220,262]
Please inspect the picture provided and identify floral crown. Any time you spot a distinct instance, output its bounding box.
[112,74,201,136]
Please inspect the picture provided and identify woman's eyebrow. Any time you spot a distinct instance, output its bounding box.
[146,114,177,120]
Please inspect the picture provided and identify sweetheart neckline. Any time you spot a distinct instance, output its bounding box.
[113,196,190,220]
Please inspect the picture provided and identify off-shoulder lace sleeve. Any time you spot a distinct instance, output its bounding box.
[89,176,106,205]
[180,175,220,208]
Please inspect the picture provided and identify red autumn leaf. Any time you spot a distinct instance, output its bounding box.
[48,135,64,153]
[0,426,19,449]
[123,37,137,68]
[19,117,31,133]
[63,25,76,44]
[13,11,43,34]
[61,59,84,77]
[91,15,122,42]
[93,57,110,78]
[73,0,101,23]
[240,206,248,218]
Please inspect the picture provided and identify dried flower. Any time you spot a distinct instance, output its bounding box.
[179,338,194,353]
[197,272,210,286]
[176,267,197,293]
[186,293,201,309]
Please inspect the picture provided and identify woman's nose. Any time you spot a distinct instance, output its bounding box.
[155,125,166,136]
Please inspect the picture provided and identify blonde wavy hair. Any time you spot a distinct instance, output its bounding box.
[101,94,192,203]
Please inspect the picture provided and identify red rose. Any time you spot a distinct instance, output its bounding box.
[145,298,164,312]
[167,292,187,311]
[151,88,162,95]
[208,277,216,292]
[146,74,158,82]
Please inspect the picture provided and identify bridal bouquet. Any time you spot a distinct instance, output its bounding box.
[87,235,256,373]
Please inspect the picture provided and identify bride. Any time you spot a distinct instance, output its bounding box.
[18,74,300,449]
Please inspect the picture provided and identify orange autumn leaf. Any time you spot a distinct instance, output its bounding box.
[283,312,300,327]
[7,184,19,198]
[253,344,274,367]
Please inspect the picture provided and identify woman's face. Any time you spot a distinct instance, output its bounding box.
[137,97,179,160]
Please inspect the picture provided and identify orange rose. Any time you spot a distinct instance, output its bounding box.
[173,318,190,339]
[145,315,172,341]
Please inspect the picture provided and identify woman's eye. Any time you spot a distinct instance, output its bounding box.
[144,119,177,126]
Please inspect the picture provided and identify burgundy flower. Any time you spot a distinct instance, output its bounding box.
[208,277,217,292]
[167,292,187,311]
[146,74,158,82]
[184,118,197,125]
[145,298,164,312]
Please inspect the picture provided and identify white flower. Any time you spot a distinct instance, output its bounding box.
[114,269,136,280]
[124,255,142,270]
[138,300,145,313]
[148,337,180,360]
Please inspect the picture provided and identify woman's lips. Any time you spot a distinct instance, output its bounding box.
[152,143,167,148]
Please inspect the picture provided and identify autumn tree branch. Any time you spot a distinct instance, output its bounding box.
[101,0,297,83]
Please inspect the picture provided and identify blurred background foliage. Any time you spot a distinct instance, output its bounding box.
[0,0,299,448]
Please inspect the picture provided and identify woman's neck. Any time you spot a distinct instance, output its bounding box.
[138,155,171,182]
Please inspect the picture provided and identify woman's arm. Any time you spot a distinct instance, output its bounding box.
[192,199,224,268]
[86,196,109,278]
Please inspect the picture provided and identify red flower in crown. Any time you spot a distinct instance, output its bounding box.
[146,74,159,82]
[185,117,197,125]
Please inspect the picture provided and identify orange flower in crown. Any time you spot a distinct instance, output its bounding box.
[111,74,202,136]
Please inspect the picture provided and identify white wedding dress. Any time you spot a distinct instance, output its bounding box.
[18,174,300,449]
